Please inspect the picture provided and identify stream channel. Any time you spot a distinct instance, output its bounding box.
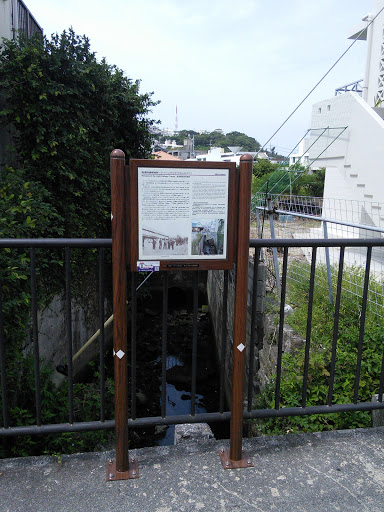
[128,275,229,448]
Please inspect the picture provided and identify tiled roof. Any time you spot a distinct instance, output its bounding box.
[153,151,183,161]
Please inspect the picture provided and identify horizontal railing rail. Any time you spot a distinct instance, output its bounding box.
[1,237,384,446]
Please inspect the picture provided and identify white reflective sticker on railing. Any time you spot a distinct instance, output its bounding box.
[237,343,245,352]
[113,349,125,359]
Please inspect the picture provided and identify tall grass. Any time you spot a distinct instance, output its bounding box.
[252,261,384,435]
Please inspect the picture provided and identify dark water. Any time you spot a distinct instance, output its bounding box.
[130,312,228,447]
[157,356,207,446]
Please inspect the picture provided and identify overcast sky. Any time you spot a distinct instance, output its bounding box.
[27,0,373,155]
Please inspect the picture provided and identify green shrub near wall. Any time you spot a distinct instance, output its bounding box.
[0,29,156,456]
[253,262,384,435]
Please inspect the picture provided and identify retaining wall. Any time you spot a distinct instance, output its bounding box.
[207,259,266,406]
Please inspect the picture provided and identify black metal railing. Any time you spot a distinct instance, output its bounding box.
[0,239,112,437]
[245,238,384,421]
[1,237,384,442]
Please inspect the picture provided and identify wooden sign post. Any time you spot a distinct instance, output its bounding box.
[219,154,254,469]
[107,150,138,481]
[108,151,254,479]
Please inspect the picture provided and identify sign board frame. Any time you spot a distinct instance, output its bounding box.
[129,159,237,271]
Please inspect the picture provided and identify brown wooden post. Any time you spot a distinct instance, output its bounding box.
[107,149,139,481]
[219,154,254,469]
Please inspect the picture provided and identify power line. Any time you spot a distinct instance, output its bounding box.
[258,5,384,153]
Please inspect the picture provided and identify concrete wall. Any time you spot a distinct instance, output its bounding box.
[0,0,13,41]
[24,278,113,382]
[207,260,266,407]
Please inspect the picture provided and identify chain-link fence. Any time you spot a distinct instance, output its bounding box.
[251,194,384,319]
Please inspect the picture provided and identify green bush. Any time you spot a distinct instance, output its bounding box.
[0,357,115,458]
[0,28,156,456]
[253,262,384,435]
[0,28,156,238]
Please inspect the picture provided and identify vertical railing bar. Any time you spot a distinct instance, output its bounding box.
[323,221,334,306]
[275,246,288,410]
[302,246,317,408]
[30,248,41,426]
[190,272,198,416]
[247,248,260,412]
[327,246,344,406]
[255,210,264,261]
[353,246,372,404]
[161,273,168,418]
[268,197,281,294]
[219,270,229,414]
[378,345,384,402]
[98,248,105,422]
[131,272,137,420]
[0,273,9,429]
[65,247,74,424]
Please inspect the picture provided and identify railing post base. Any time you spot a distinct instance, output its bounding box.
[106,457,139,481]
[218,448,254,470]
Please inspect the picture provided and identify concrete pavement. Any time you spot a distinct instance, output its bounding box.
[1,427,384,511]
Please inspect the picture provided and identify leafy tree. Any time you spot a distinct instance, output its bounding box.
[292,168,325,197]
[224,131,260,152]
[253,159,280,177]
[167,130,260,153]
[0,30,157,455]
[0,29,157,238]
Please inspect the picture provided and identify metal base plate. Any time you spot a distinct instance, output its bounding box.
[106,457,139,481]
[219,448,254,469]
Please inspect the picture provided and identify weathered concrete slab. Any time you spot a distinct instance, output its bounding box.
[1,427,384,511]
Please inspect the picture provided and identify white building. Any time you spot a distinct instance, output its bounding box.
[193,147,262,165]
[308,0,384,231]
[0,0,42,40]
[289,139,309,167]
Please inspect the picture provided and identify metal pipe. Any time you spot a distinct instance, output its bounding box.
[72,315,113,363]
[65,248,74,424]
[30,248,41,426]
[253,206,384,235]
[131,273,137,420]
[219,270,228,414]
[302,247,317,408]
[191,272,198,416]
[247,249,259,411]
[267,197,281,293]
[323,221,334,306]
[354,246,372,404]
[0,275,9,429]
[275,247,288,410]
[250,238,384,248]
[98,248,106,422]
[161,273,168,418]
[0,239,112,248]
[4,398,384,438]
[327,247,345,405]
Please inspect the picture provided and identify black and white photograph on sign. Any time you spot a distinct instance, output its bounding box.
[141,220,189,258]
[191,219,225,256]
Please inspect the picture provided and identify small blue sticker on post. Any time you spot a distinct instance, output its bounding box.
[137,261,160,272]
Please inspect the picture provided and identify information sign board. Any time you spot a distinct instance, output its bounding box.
[129,159,237,271]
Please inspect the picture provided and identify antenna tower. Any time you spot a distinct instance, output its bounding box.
[175,105,178,131]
